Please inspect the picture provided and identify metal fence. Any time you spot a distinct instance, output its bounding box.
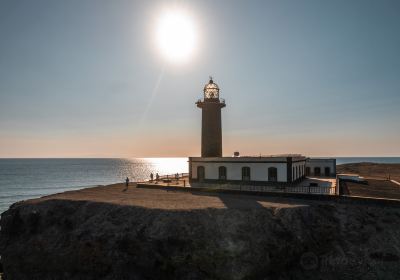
[144,173,335,195]
[194,183,336,195]
[156,173,189,180]
[145,173,189,183]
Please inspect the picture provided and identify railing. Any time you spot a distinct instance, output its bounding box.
[146,173,189,182]
[196,98,225,104]
[142,174,335,195]
[194,183,336,195]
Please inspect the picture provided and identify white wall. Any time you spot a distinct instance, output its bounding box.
[191,161,288,182]
[292,161,306,180]
[306,159,336,177]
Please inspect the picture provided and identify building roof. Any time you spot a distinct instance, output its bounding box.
[189,155,307,163]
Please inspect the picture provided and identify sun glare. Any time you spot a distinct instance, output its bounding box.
[155,9,197,64]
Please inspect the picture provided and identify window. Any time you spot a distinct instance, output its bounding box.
[306,167,310,176]
[197,166,205,181]
[314,167,321,176]
[242,167,251,181]
[324,167,330,177]
[268,167,278,182]
[219,166,227,180]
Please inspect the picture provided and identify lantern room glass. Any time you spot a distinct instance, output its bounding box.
[203,78,219,99]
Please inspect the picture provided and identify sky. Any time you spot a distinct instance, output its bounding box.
[0,0,399,158]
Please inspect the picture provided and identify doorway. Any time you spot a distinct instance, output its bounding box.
[197,166,205,181]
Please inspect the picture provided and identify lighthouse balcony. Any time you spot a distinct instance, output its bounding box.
[196,98,226,108]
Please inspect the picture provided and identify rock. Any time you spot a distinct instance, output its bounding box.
[1,196,400,279]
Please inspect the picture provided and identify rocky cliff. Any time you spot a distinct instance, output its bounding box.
[1,186,400,279]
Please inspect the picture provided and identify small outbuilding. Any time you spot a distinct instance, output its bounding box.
[189,156,307,185]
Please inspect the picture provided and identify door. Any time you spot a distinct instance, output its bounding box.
[197,166,205,181]
[268,167,277,182]
[219,166,227,180]
[242,167,250,181]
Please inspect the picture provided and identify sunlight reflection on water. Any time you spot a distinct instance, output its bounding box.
[0,158,188,213]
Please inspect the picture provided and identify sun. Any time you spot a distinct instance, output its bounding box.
[155,9,197,64]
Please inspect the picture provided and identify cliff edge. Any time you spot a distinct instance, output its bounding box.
[1,185,400,279]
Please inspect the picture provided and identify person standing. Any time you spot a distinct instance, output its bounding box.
[150,173,154,182]
[125,177,129,187]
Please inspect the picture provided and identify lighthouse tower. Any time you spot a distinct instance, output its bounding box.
[196,77,226,157]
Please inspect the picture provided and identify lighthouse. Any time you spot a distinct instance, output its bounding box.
[196,77,226,157]
[189,78,335,187]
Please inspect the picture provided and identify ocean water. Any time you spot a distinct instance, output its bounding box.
[1,157,400,214]
[0,158,188,214]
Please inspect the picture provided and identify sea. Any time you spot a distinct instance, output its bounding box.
[0,157,400,214]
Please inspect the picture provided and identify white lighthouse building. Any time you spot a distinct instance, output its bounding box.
[189,78,336,187]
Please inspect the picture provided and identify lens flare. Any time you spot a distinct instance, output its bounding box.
[155,9,197,63]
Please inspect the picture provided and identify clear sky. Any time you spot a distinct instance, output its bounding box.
[1,0,399,158]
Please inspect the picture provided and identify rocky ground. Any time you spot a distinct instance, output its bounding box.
[342,179,400,199]
[337,163,400,199]
[1,185,400,279]
[337,163,400,181]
